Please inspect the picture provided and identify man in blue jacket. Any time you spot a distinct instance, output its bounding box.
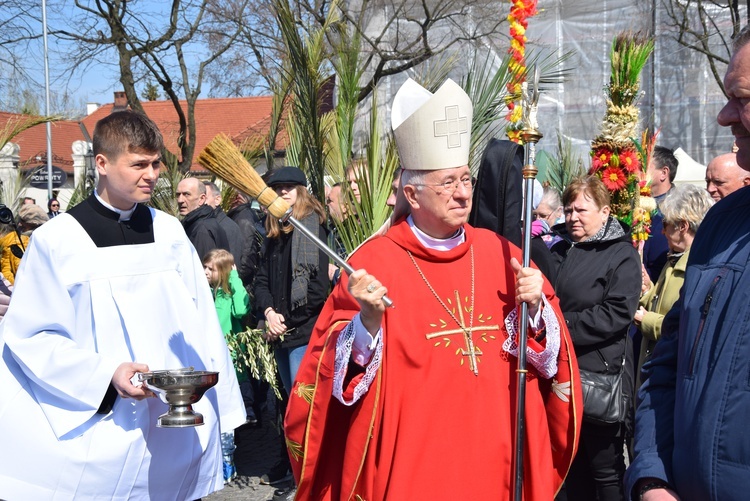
[625,25,750,501]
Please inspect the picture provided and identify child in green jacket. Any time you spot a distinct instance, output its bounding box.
[203,248,250,483]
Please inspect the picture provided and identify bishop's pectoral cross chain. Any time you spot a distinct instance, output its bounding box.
[408,246,500,375]
[425,290,500,374]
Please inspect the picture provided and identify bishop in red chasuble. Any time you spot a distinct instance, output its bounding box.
[284,79,581,500]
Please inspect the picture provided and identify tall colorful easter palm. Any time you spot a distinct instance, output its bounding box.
[589,33,656,246]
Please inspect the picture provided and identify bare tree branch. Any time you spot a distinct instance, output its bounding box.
[661,0,742,96]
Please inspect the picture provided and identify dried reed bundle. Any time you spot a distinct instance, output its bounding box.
[198,133,395,307]
[197,134,290,219]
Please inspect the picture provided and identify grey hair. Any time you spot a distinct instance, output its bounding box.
[203,180,220,197]
[734,24,750,52]
[540,186,562,210]
[660,184,714,234]
[400,169,429,190]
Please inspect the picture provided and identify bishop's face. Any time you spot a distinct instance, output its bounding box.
[407,165,473,239]
[95,147,160,210]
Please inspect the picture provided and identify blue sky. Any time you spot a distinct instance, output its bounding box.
[6,1,189,113]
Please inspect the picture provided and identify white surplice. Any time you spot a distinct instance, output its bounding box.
[0,209,245,500]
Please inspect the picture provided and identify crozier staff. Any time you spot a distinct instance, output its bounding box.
[283,78,582,500]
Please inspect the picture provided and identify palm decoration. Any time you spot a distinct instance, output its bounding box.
[537,132,586,194]
[588,32,655,245]
[274,0,337,204]
[0,114,62,210]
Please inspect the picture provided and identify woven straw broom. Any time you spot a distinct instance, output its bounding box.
[197,133,290,219]
[197,133,394,307]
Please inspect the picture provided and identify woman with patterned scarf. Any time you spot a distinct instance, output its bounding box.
[254,166,330,398]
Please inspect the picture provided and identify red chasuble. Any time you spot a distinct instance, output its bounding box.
[285,220,581,500]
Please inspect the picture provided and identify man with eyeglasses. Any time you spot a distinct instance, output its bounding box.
[284,78,581,500]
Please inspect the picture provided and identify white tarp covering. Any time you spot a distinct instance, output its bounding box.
[529,0,736,170]
[368,0,740,179]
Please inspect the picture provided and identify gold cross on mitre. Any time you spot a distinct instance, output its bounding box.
[425,291,501,375]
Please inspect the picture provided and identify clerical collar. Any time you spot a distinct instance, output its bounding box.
[95,191,137,222]
[407,215,465,251]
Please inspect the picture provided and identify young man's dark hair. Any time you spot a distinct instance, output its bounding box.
[92,110,163,158]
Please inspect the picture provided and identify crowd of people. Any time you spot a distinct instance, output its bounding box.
[1,25,750,501]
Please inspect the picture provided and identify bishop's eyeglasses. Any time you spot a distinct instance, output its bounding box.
[412,176,475,196]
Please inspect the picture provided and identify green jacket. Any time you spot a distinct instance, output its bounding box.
[213,269,250,381]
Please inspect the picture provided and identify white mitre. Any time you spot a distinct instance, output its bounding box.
[391,78,473,171]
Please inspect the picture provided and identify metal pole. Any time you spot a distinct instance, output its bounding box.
[281,211,394,308]
[42,0,53,201]
[513,69,543,501]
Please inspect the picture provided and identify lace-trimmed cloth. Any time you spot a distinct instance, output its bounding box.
[333,321,383,406]
[502,296,560,379]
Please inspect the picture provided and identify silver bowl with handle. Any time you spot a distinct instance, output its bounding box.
[137,367,219,427]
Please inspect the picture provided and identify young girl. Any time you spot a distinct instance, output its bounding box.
[203,248,250,483]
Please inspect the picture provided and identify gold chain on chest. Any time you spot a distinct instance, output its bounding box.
[407,246,481,374]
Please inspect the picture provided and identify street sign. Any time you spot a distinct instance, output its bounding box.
[28,166,68,189]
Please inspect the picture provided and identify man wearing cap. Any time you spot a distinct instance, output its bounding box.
[284,79,581,499]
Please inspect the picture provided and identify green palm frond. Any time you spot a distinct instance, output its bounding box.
[65,171,94,209]
[147,153,184,216]
[326,23,364,180]
[0,115,62,210]
[322,111,342,179]
[334,92,398,254]
[413,53,459,93]
[0,115,62,152]
[219,181,235,213]
[0,165,31,212]
[463,51,514,175]
[462,47,573,173]
[229,328,282,399]
[537,131,586,194]
[284,106,302,169]
[274,0,340,202]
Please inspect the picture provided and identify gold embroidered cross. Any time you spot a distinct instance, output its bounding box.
[425,291,501,375]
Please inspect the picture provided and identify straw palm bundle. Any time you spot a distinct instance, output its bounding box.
[198,133,394,307]
[197,133,290,220]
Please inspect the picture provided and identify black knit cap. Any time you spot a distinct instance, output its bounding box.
[266,166,307,187]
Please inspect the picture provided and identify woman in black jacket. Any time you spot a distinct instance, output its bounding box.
[254,167,329,396]
[550,176,641,501]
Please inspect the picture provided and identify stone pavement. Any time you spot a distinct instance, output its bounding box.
[206,396,293,501]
